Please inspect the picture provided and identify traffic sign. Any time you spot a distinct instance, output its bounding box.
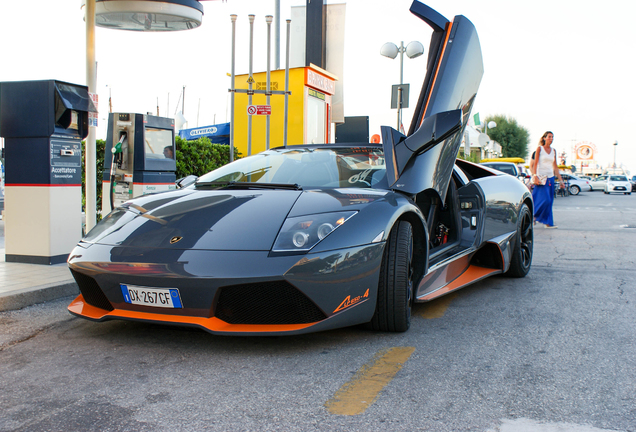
[247,105,272,116]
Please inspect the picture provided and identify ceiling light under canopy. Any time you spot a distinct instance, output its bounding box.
[91,0,205,32]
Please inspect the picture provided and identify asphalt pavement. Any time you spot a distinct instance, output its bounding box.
[1,191,635,432]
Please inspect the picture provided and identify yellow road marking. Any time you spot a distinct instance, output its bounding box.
[420,292,458,319]
[325,346,415,416]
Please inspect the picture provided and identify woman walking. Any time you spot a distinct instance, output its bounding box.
[530,131,564,228]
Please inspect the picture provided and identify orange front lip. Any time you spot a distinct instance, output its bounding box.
[68,295,317,334]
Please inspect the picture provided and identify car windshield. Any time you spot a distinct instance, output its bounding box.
[610,176,627,181]
[196,147,387,189]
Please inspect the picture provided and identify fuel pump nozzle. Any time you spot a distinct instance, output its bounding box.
[110,133,127,211]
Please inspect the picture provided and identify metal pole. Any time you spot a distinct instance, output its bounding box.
[266,15,273,150]
[397,87,402,132]
[230,14,237,162]
[182,85,185,114]
[85,0,97,231]
[275,0,280,70]
[284,19,291,148]
[398,41,404,131]
[248,14,255,156]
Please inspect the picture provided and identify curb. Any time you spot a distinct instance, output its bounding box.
[0,281,79,312]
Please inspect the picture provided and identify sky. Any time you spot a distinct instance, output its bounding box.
[1,0,635,172]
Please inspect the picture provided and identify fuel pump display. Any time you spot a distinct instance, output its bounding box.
[103,113,176,213]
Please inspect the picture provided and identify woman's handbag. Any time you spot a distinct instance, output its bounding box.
[536,174,547,185]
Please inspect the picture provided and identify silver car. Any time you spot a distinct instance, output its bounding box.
[589,175,608,191]
[560,173,591,195]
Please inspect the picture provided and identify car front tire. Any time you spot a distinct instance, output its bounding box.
[569,185,580,195]
[369,220,414,332]
[506,203,533,278]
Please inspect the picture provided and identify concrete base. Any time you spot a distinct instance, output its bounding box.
[0,281,78,312]
[5,253,69,265]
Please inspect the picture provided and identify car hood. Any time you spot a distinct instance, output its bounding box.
[83,187,385,251]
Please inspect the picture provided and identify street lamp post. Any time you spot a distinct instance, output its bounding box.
[613,140,618,168]
[381,41,424,131]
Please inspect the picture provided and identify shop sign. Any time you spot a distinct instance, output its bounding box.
[306,69,335,94]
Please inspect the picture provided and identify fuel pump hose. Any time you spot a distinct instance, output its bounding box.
[110,135,125,211]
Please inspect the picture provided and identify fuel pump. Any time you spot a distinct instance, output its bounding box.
[102,113,176,214]
[0,79,93,264]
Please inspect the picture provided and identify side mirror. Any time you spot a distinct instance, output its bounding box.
[176,174,197,189]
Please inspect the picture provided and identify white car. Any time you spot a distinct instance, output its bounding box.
[604,175,631,195]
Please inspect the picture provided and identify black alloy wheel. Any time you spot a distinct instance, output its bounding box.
[369,220,414,332]
[506,203,533,278]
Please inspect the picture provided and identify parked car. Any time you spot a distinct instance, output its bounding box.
[631,175,636,192]
[480,161,530,188]
[604,175,631,195]
[589,175,608,191]
[560,173,591,195]
[66,1,535,336]
[480,162,521,177]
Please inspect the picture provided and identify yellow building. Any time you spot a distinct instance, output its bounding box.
[233,64,337,156]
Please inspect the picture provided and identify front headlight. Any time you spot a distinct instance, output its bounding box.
[272,211,357,252]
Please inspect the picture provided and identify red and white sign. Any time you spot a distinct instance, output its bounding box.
[247,105,272,116]
[306,69,336,95]
[89,92,99,127]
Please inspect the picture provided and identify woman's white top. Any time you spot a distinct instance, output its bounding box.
[537,146,555,177]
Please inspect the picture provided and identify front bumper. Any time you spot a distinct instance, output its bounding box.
[68,243,384,336]
[609,185,629,192]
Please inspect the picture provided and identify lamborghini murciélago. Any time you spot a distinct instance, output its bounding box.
[67,1,533,335]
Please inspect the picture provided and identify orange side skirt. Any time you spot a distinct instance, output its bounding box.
[420,265,501,301]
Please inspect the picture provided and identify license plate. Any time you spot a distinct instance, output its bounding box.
[121,284,182,308]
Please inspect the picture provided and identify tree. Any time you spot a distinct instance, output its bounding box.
[175,136,241,179]
[484,115,530,159]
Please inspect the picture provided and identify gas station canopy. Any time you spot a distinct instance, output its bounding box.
[88,0,206,32]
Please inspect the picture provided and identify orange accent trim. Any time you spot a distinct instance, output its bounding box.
[333,295,368,313]
[420,265,500,301]
[419,22,453,127]
[68,295,316,334]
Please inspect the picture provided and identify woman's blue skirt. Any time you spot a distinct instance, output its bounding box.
[532,176,555,226]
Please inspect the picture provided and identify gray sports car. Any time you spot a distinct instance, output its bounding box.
[68,1,533,335]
